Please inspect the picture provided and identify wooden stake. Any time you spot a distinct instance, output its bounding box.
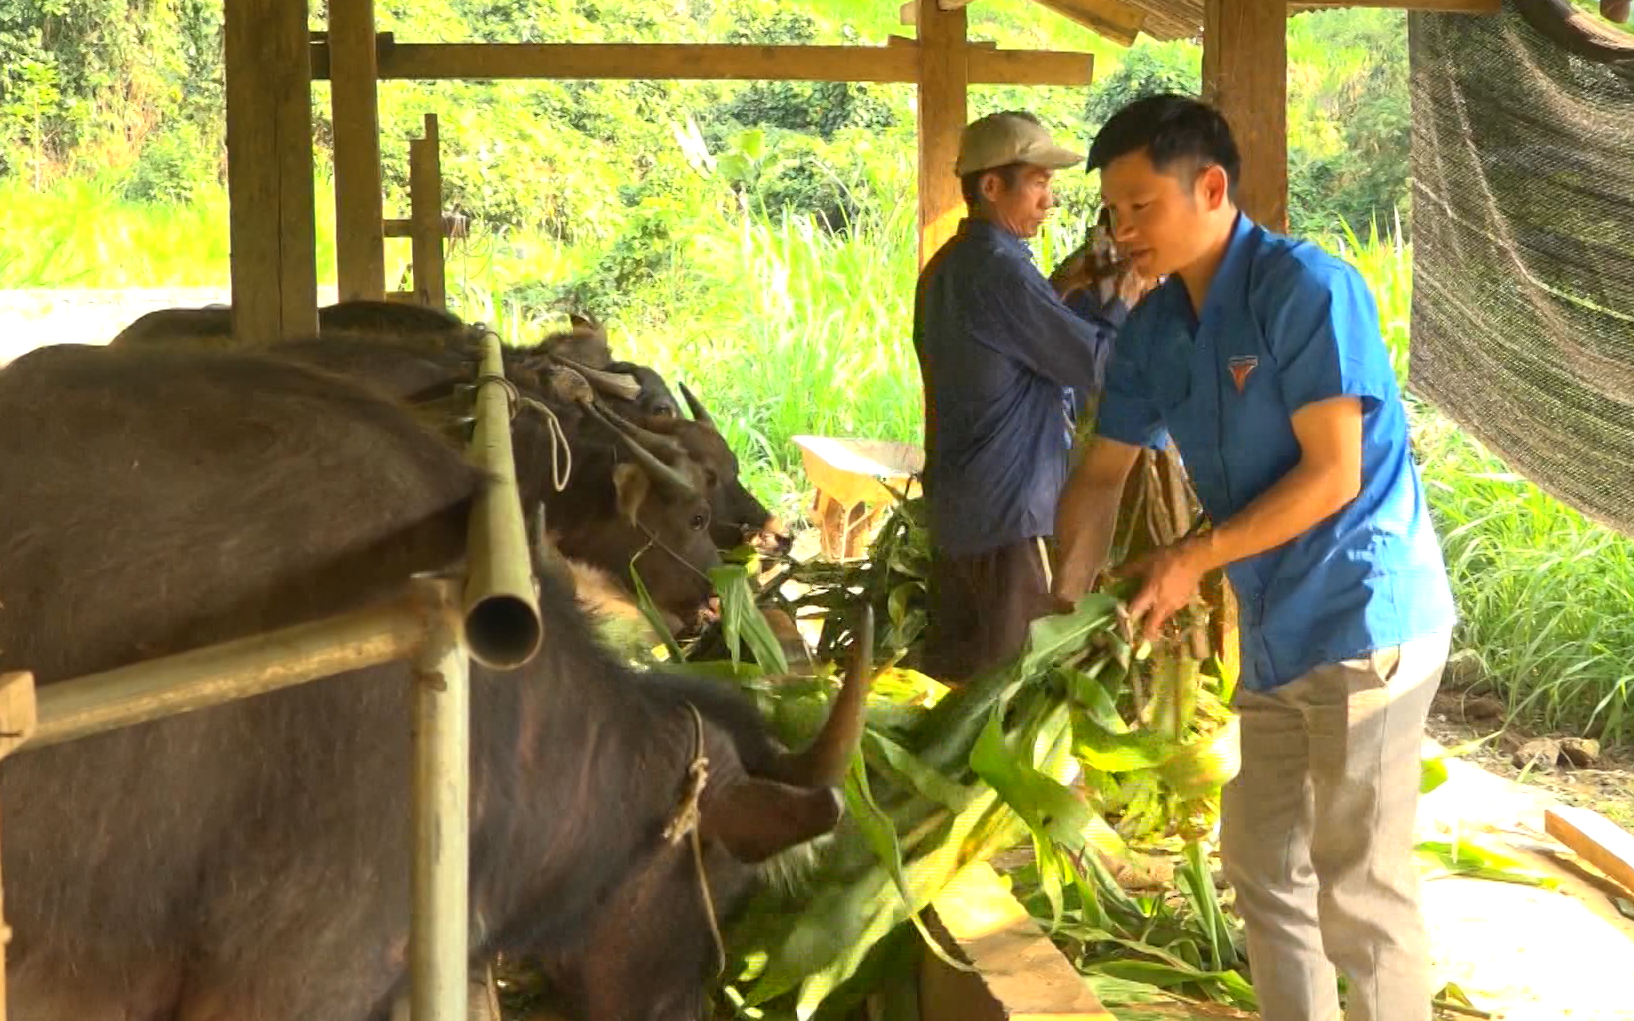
[224,0,319,345]
[0,671,39,1021]
[330,0,387,301]
[915,1,968,270]
[1202,0,1289,232]
[408,114,447,310]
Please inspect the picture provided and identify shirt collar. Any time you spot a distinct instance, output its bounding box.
[1199,210,1259,325]
[959,216,1033,259]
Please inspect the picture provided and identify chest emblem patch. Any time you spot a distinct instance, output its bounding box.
[1227,355,1259,393]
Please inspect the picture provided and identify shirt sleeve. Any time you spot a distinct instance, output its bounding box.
[1263,256,1397,415]
[1093,311,1169,451]
[963,258,1120,393]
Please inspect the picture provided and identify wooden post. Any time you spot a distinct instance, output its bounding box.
[409,578,469,1021]
[0,671,38,1021]
[224,0,319,345]
[408,114,447,310]
[1202,0,1288,231]
[915,1,968,269]
[330,0,387,301]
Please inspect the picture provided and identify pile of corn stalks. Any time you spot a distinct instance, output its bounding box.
[628,444,1261,1020]
[628,434,1530,1020]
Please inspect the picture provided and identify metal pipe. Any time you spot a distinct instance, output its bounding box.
[409,577,470,1021]
[463,329,543,670]
[25,593,430,751]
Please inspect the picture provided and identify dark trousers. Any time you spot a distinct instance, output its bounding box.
[920,537,1054,685]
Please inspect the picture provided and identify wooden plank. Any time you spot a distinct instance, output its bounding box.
[409,114,447,310]
[0,673,37,760]
[969,48,1094,87]
[1025,0,1147,45]
[1295,0,1498,9]
[225,0,318,346]
[329,0,387,301]
[1546,806,1634,899]
[309,41,1093,87]
[1202,0,1288,232]
[920,861,1115,1020]
[916,0,968,271]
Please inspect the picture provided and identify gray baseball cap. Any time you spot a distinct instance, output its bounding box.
[955,112,1085,177]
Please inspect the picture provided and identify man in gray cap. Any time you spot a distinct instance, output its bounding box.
[912,110,1130,684]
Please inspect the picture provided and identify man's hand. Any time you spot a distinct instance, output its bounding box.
[1049,243,1095,297]
[1119,538,1210,642]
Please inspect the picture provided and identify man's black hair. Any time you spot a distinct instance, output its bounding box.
[1086,94,1240,197]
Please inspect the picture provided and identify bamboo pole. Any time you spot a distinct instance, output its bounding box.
[461,329,543,670]
[408,577,470,1021]
[24,595,429,751]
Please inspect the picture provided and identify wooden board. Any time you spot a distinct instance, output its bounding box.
[309,41,1093,87]
[1546,806,1634,899]
[408,115,447,310]
[920,861,1114,1020]
[329,0,387,301]
[0,673,37,760]
[224,0,319,346]
[1202,0,1288,232]
[916,1,968,271]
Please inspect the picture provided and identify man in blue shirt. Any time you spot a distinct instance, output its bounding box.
[1052,95,1457,1021]
[913,110,1128,684]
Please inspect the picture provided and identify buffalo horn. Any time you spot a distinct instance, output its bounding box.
[583,403,697,498]
[773,605,875,788]
[597,404,687,460]
[553,354,642,401]
[678,381,717,429]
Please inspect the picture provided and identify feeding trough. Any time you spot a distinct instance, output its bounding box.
[793,435,924,561]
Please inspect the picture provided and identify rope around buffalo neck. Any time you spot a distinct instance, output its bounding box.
[664,701,727,979]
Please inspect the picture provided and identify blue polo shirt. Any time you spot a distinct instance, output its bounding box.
[914,218,1126,558]
[1096,212,1456,691]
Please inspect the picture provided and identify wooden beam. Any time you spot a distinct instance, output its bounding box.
[1546,806,1634,899]
[1203,0,1288,232]
[309,41,1093,87]
[920,862,1115,1021]
[917,0,968,270]
[408,114,447,310]
[329,0,386,301]
[225,0,318,346]
[1023,0,1147,45]
[1294,0,1498,9]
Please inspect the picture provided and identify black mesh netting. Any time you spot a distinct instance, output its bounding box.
[1407,3,1634,537]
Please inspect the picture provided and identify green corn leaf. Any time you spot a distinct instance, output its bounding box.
[970,710,1091,852]
[709,562,789,674]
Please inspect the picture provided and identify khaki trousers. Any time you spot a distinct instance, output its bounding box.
[1220,630,1450,1021]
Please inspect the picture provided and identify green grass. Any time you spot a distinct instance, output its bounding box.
[3,177,1632,746]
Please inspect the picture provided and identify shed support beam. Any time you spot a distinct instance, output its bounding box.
[916,1,968,269]
[1203,0,1288,231]
[330,0,387,301]
[225,0,319,345]
[310,41,1092,87]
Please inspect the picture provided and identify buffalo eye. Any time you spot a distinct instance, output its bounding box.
[705,470,719,487]
[690,514,707,531]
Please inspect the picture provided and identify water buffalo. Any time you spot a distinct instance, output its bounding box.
[262,336,724,629]
[107,299,485,353]
[0,343,869,1021]
[655,382,791,555]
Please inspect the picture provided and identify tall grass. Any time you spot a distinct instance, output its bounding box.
[4,178,1632,743]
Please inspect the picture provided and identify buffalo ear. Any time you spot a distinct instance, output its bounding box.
[611,462,651,526]
[700,779,842,864]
